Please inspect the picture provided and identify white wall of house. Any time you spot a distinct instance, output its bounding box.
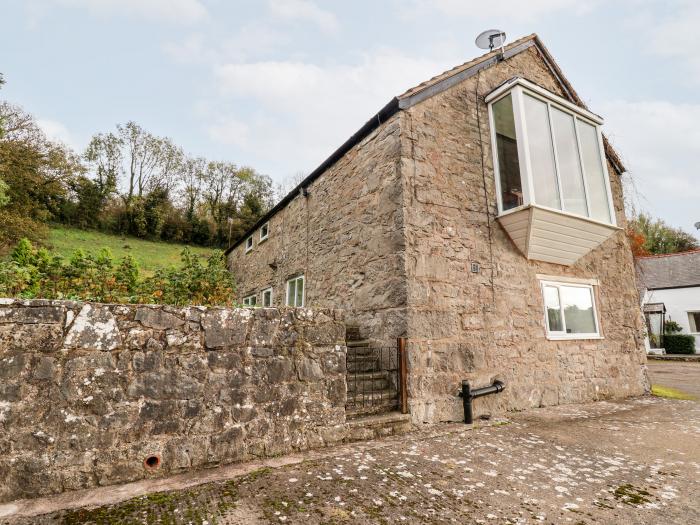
[643,287,700,348]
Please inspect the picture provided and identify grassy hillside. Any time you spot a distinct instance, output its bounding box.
[47,226,215,275]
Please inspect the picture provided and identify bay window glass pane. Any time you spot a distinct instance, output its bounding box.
[492,94,523,211]
[551,108,587,216]
[561,286,596,334]
[523,95,561,209]
[543,285,563,332]
[578,120,612,223]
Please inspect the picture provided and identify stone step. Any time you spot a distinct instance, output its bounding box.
[345,397,401,419]
[344,412,413,439]
[347,388,398,405]
[346,339,372,348]
[346,355,380,374]
[347,371,390,393]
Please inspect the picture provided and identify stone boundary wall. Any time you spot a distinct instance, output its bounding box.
[0,299,347,503]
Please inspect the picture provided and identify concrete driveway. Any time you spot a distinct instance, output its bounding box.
[647,359,700,398]
[3,363,700,524]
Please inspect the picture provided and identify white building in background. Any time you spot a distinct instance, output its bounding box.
[637,250,700,354]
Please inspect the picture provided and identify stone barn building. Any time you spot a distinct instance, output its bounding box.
[227,34,649,424]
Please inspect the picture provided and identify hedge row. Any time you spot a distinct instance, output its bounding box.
[664,334,696,355]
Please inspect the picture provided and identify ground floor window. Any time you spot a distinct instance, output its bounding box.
[262,287,273,307]
[286,275,305,307]
[242,294,257,306]
[540,280,600,339]
[688,311,700,333]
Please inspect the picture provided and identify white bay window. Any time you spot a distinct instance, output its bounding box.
[488,78,619,266]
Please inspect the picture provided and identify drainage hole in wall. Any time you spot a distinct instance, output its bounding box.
[144,455,161,469]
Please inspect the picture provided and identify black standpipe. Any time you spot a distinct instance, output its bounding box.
[458,380,506,424]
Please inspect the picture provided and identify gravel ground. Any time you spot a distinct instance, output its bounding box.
[2,363,699,524]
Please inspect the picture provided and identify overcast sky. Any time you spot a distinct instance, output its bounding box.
[2,0,699,233]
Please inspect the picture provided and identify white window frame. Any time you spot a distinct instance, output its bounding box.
[286,275,305,307]
[688,311,700,334]
[539,279,602,340]
[262,287,273,307]
[245,235,254,253]
[242,294,257,306]
[486,78,616,226]
[259,222,269,242]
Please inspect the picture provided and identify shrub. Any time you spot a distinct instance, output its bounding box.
[0,238,235,306]
[664,334,696,355]
[664,320,683,334]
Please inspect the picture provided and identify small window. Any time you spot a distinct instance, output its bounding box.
[540,281,600,339]
[688,312,700,333]
[259,222,269,242]
[245,236,254,253]
[262,287,273,307]
[286,275,305,307]
[242,294,257,306]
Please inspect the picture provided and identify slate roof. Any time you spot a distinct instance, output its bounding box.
[636,250,700,290]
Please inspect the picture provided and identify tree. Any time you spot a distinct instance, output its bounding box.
[627,213,699,256]
[180,156,206,219]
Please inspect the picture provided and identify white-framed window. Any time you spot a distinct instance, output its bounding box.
[286,275,305,307]
[259,222,269,242]
[487,78,616,225]
[262,287,273,307]
[540,280,601,340]
[688,311,700,333]
[242,294,257,306]
[245,235,254,253]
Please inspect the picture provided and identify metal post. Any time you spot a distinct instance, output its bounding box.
[461,380,473,424]
[397,337,408,414]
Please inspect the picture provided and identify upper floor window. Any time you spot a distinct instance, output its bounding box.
[487,78,615,225]
[259,222,269,242]
[242,294,257,306]
[286,275,305,307]
[245,235,254,253]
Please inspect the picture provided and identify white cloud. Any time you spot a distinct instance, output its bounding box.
[268,0,339,34]
[600,99,700,230]
[206,51,458,175]
[39,0,208,24]
[37,118,77,149]
[404,0,600,21]
[644,0,700,83]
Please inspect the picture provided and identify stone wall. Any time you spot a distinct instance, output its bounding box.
[228,114,407,344]
[400,46,649,423]
[0,300,346,503]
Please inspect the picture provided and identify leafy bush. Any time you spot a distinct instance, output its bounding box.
[664,320,683,334]
[664,334,696,355]
[0,238,235,306]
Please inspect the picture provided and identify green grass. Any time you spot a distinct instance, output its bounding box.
[47,226,214,275]
[651,384,697,401]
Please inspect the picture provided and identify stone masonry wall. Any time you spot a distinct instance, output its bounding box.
[0,299,346,503]
[400,45,649,423]
[228,114,407,344]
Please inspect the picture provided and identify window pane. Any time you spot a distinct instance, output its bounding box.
[543,285,563,332]
[263,290,272,307]
[578,120,611,223]
[561,286,597,334]
[492,94,523,211]
[551,108,587,216]
[296,278,304,307]
[287,281,295,307]
[689,312,700,333]
[523,95,561,209]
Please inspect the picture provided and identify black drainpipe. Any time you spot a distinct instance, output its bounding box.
[458,380,505,424]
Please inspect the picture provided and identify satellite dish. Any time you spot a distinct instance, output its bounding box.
[476,30,507,51]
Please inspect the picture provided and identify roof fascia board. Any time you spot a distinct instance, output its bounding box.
[225,97,400,254]
[646,284,700,291]
[398,40,536,110]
